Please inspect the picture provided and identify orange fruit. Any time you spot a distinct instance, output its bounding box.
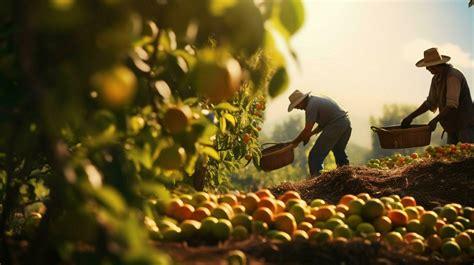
[356,193,371,201]
[162,106,192,134]
[252,220,269,235]
[384,231,403,246]
[252,207,274,225]
[401,196,416,207]
[278,190,301,203]
[180,220,201,239]
[289,204,307,223]
[415,205,425,216]
[427,234,442,250]
[275,200,286,214]
[227,250,247,265]
[297,222,313,232]
[192,192,210,206]
[91,65,137,108]
[195,56,242,104]
[166,198,184,217]
[303,214,317,224]
[373,216,392,234]
[387,209,408,227]
[175,204,195,222]
[232,205,246,214]
[441,241,461,258]
[200,201,217,212]
[347,198,365,215]
[269,231,292,243]
[211,205,233,220]
[255,189,274,199]
[404,207,419,220]
[440,205,458,223]
[274,213,297,234]
[310,199,326,207]
[212,219,233,241]
[455,232,472,249]
[292,230,309,241]
[243,133,251,144]
[346,214,363,229]
[356,222,376,234]
[286,199,307,211]
[307,228,322,239]
[408,238,425,254]
[190,207,211,221]
[339,194,357,206]
[157,145,187,170]
[231,213,253,231]
[333,224,353,239]
[335,204,349,215]
[361,199,385,221]
[232,225,249,241]
[314,206,335,222]
[420,211,438,227]
[436,219,446,232]
[403,232,424,243]
[258,198,277,213]
[241,193,260,215]
[219,194,238,207]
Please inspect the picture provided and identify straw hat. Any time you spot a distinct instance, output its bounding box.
[416,48,450,67]
[287,90,310,112]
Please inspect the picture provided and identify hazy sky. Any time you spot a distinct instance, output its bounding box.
[263,0,473,146]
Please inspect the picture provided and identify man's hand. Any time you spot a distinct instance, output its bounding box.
[401,116,413,128]
[428,119,438,131]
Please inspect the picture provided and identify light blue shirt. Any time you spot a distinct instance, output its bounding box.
[305,96,347,128]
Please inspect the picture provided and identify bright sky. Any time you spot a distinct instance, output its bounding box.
[263,0,474,147]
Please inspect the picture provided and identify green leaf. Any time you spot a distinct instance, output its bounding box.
[183,97,199,106]
[214,102,239,112]
[159,30,177,52]
[94,187,126,215]
[138,182,170,200]
[219,116,227,132]
[262,27,286,69]
[268,67,289,98]
[279,0,305,36]
[223,113,236,127]
[202,146,220,160]
[209,0,238,16]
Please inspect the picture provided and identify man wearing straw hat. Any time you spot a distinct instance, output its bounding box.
[288,90,351,176]
[401,47,474,144]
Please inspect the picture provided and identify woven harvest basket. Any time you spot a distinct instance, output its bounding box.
[260,143,295,172]
[371,124,431,149]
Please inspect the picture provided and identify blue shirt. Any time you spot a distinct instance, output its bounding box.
[305,95,347,128]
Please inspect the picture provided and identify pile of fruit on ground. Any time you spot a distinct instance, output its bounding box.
[366,143,474,169]
[153,158,474,264]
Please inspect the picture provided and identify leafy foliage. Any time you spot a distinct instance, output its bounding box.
[0,0,304,264]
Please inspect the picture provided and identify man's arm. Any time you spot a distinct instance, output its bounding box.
[428,106,456,131]
[401,102,431,128]
[292,122,315,146]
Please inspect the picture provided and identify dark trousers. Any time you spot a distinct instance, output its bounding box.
[308,116,351,176]
[447,125,474,144]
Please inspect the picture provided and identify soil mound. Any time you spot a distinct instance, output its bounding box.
[271,158,474,208]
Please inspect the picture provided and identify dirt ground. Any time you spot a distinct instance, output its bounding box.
[271,157,474,209]
[162,158,474,265]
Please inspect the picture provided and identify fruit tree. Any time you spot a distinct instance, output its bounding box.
[0,0,304,264]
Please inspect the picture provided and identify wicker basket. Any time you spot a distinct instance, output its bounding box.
[371,124,431,149]
[260,143,295,171]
